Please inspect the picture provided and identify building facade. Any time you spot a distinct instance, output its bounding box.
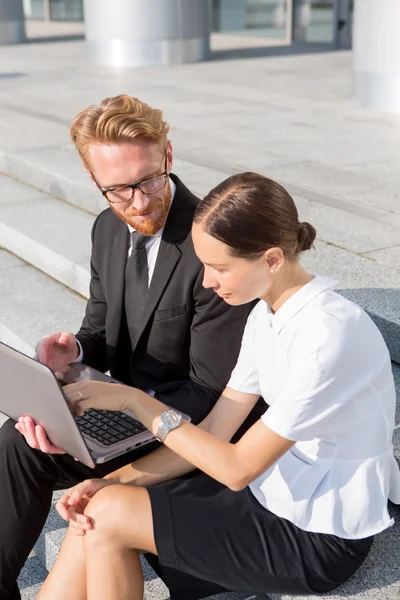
[22,1,352,47]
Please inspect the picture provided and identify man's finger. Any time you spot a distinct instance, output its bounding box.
[16,418,25,435]
[35,339,48,364]
[23,417,40,449]
[36,426,66,454]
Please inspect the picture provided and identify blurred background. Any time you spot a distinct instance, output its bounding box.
[22,1,352,46]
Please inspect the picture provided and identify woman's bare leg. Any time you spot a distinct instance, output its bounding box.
[82,485,157,600]
[37,527,87,600]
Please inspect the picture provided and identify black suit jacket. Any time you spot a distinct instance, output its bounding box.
[76,175,256,424]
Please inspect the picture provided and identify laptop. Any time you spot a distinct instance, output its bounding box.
[0,341,189,468]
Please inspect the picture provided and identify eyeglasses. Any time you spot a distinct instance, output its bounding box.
[92,151,168,204]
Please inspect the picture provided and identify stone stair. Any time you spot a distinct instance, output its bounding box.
[0,157,399,599]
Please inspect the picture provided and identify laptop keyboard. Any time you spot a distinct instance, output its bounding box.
[75,409,147,446]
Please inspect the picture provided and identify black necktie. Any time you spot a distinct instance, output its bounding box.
[125,232,149,350]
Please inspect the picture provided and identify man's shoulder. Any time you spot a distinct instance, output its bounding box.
[94,207,124,230]
[91,207,127,243]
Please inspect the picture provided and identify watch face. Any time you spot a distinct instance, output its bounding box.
[163,411,181,428]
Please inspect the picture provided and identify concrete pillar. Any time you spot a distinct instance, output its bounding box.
[353,0,400,113]
[292,0,311,43]
[83,0,211,68]
[0,0,26,45]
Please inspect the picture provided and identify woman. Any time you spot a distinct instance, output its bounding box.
[37,173,400,600]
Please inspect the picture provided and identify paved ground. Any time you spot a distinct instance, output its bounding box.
[1,20,400,600]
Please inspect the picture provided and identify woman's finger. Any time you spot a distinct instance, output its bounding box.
[68,479,98,504]
[56,490,74,521]
[64,381,129,414]
[67,506,92,532]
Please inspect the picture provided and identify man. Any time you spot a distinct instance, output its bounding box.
[0,95,257,599]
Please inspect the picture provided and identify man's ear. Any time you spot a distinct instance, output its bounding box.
[166,140,173,173]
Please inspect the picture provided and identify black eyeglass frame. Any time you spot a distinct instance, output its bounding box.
[91,150,169,204]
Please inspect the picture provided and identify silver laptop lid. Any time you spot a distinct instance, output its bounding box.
[0,342,95,468]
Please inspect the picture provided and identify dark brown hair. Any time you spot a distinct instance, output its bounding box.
[194,172,316,260]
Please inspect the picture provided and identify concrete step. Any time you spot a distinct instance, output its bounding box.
[0,247,86,426]
[18,554,48,600]
[0,248,86,355]
[0,147,103,216]
[339,288,400,365]
[0,145,235,216]
[0,174,92,298]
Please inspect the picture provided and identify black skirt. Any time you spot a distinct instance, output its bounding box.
[146,471,374,600]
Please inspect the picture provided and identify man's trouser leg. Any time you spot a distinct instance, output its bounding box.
[0,419,61,599]
[0,419,159,600]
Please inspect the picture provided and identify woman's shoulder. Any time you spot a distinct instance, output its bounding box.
[295,288,389,367]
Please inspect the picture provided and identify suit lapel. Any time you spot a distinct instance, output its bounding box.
[133,174,199,345]
[106,224,130,347]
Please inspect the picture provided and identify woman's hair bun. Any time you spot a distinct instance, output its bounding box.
[297,222,316,252]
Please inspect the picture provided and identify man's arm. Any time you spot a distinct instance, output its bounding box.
[155,268,255,424]
[75,215,109,373]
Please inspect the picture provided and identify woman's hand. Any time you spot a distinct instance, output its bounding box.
[56,478,116,535]
[64,381,135,416]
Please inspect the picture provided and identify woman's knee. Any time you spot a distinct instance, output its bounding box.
[83,485,155,551]
[84,484,135,534]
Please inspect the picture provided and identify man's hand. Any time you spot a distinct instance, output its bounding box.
[34,332,80,372]
[15,417,66,454]
[56,479,116,535]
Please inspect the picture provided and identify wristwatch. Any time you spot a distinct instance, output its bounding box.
[155,409,182,442]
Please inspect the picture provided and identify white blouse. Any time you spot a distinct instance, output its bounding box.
[228,275,400,539]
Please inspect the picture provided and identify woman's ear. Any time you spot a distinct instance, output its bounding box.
[265,247,284,273]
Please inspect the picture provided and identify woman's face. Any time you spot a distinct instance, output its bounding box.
[192,223,273,306]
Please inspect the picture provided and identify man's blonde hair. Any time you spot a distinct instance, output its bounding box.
[70,94,170,167]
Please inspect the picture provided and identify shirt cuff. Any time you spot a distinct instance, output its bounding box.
[261,409,297,442]
[72,339,84,363]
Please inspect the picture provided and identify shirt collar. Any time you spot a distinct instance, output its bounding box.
[127,176,176,238]
[266,274,338,333]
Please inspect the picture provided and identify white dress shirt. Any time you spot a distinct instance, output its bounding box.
[228,274,400,539]
[75,178,176,362]
[127,177,176,285]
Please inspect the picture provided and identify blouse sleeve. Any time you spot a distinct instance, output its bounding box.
[227,305,261,396]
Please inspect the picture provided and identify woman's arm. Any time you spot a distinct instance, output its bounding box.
[128,389,293,491]
[68,382,294,490]
[104,386,261,486]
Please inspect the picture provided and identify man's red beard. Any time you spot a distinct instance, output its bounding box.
[110,183,172,236]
